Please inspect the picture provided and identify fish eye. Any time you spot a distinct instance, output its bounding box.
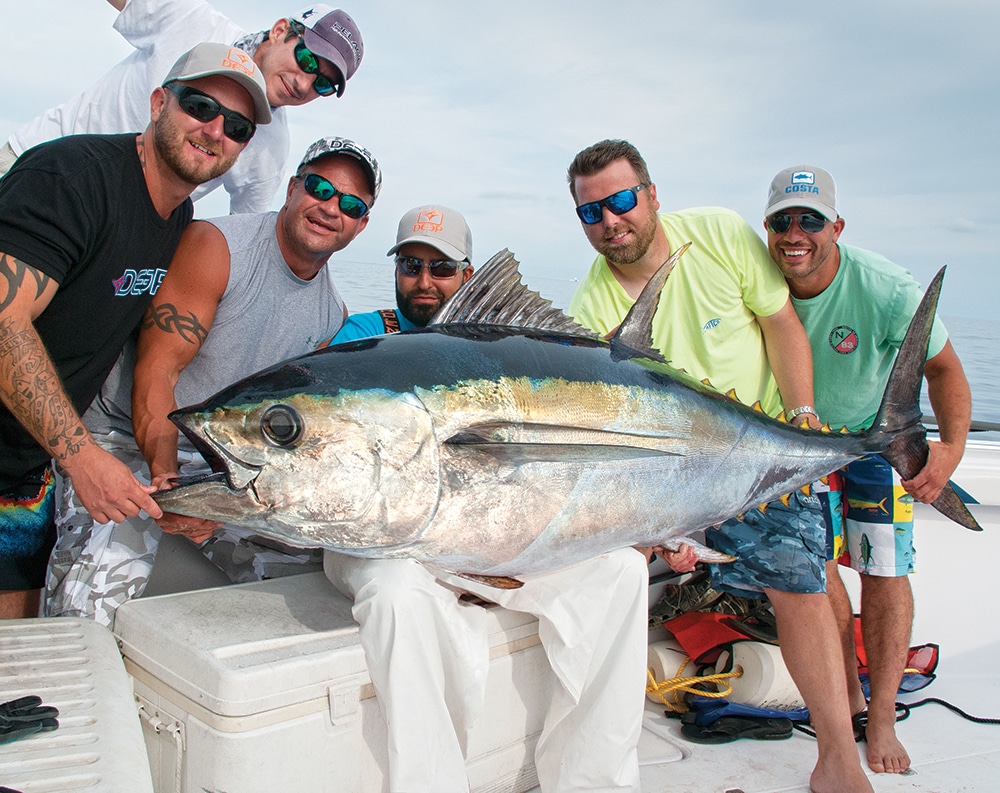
[261,404,304,447]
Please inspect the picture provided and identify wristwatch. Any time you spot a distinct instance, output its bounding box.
[786,405,818,424]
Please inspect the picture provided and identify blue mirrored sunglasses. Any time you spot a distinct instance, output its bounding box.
[301,173,369,218]
[765,212,829,235]
[576,184,648,225]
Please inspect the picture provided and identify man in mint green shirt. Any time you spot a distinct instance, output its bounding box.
[568,139,873,793]
[763,165,971,776]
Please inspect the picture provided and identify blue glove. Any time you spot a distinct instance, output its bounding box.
[0,696,59,744]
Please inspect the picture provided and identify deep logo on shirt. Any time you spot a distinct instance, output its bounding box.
[829,325,859,355]
[702,318,721,333]
[112,268,168,297]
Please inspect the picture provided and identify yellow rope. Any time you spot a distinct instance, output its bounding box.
[645,655,743,713]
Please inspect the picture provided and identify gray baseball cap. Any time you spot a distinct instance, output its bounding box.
[297,136,381,205]
[162,43,271,125]
[765,165,838,221]
[387,205,473,263]
[294,5,364,96]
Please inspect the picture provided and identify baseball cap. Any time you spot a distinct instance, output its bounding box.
[765,165,838,221]
[297,136,381,205]
[387,205,473,263]
[162,43,271,125]
[293,5,364,96]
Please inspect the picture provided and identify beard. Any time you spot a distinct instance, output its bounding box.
[595,205,660,266]
[153,109,240,187]
[396,282,445,327]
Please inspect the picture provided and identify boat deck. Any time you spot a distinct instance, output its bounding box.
[629,439,1000,792]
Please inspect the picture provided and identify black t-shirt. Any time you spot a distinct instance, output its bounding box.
[0,133,193,488]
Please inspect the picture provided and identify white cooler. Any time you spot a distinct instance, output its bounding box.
[0,617,155,793]
[113,571,553,793]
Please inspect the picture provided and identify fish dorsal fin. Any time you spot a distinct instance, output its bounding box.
[429,248,601,338]
[609,241,692,361]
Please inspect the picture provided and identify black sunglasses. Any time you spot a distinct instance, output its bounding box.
[394,255,466,279]
[294,38,340,97]
[576,184,648,225]
[765,212,829,235]
[164,82,256,144]
[301,173,369,218]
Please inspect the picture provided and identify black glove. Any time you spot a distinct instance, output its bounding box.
[0,696,59,744]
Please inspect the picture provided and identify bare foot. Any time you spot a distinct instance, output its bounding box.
[810,756,874,793]
[865,714,910,773]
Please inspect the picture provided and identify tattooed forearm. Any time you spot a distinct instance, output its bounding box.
[141,303,208,346]
[0,315,89,460]
[0,253,50,314]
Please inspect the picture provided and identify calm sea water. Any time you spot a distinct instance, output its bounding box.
[329,260,1000,438]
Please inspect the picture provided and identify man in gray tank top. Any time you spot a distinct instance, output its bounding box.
[44,137,381,626]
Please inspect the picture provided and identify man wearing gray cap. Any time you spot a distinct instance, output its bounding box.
[0,2,364,214]
[42,137,379,627]
[764,165,971,775]
[329,205,475,342]
[0,42,268,619]
[322,206,647,793]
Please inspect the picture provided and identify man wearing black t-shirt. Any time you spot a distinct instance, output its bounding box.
[0,43,269,618]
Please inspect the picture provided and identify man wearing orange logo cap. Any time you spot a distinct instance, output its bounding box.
[0,43,268,618]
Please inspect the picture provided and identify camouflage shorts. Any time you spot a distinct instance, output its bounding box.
[705,485,831,597]
[44,429,322,627]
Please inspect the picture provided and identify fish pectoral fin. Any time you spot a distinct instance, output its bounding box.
[447,442,677,465]
[453,572,525,590]
[446,422,685,461]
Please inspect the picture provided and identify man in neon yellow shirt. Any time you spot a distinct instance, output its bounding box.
[568,139,873,793]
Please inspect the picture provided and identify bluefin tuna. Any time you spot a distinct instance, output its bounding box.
[154,248,980,583]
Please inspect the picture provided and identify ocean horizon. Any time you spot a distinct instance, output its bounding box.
[329,259,1000,439]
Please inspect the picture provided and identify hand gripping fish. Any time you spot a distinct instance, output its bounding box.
[154,246,980,585]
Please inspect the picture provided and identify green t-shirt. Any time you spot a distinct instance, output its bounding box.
[791,243,948,432]
[569,207,789,416]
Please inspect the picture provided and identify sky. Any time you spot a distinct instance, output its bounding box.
[2,0,998,318]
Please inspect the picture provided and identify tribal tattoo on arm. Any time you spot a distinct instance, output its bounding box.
[142,302,209,346]
[0,252,48,313]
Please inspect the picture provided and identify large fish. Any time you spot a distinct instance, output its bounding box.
[154,248,980,582]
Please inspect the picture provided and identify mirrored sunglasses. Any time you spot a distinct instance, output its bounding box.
[765,212,829,235]
[301,173,369,218]
[294,38,340,97]
[394,255,465,279]
[576,184,648,225]
[164,82,256,144]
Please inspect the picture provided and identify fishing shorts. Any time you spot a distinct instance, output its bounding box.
[0,464,57,590]
[838,454,914,577]
[706,482,834,597]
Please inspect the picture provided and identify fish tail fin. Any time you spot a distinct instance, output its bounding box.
[865,266,981,530]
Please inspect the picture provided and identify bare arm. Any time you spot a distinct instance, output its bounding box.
[901,340,972,502]
[133,222,229,483]
[106,0,127,12]
[0,252,161,522]
[133,223,229,541]
[756,298,820,428]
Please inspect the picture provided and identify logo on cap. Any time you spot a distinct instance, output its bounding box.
[414,209,444,233]
[222,47,257,77]
[791,171,816,185]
